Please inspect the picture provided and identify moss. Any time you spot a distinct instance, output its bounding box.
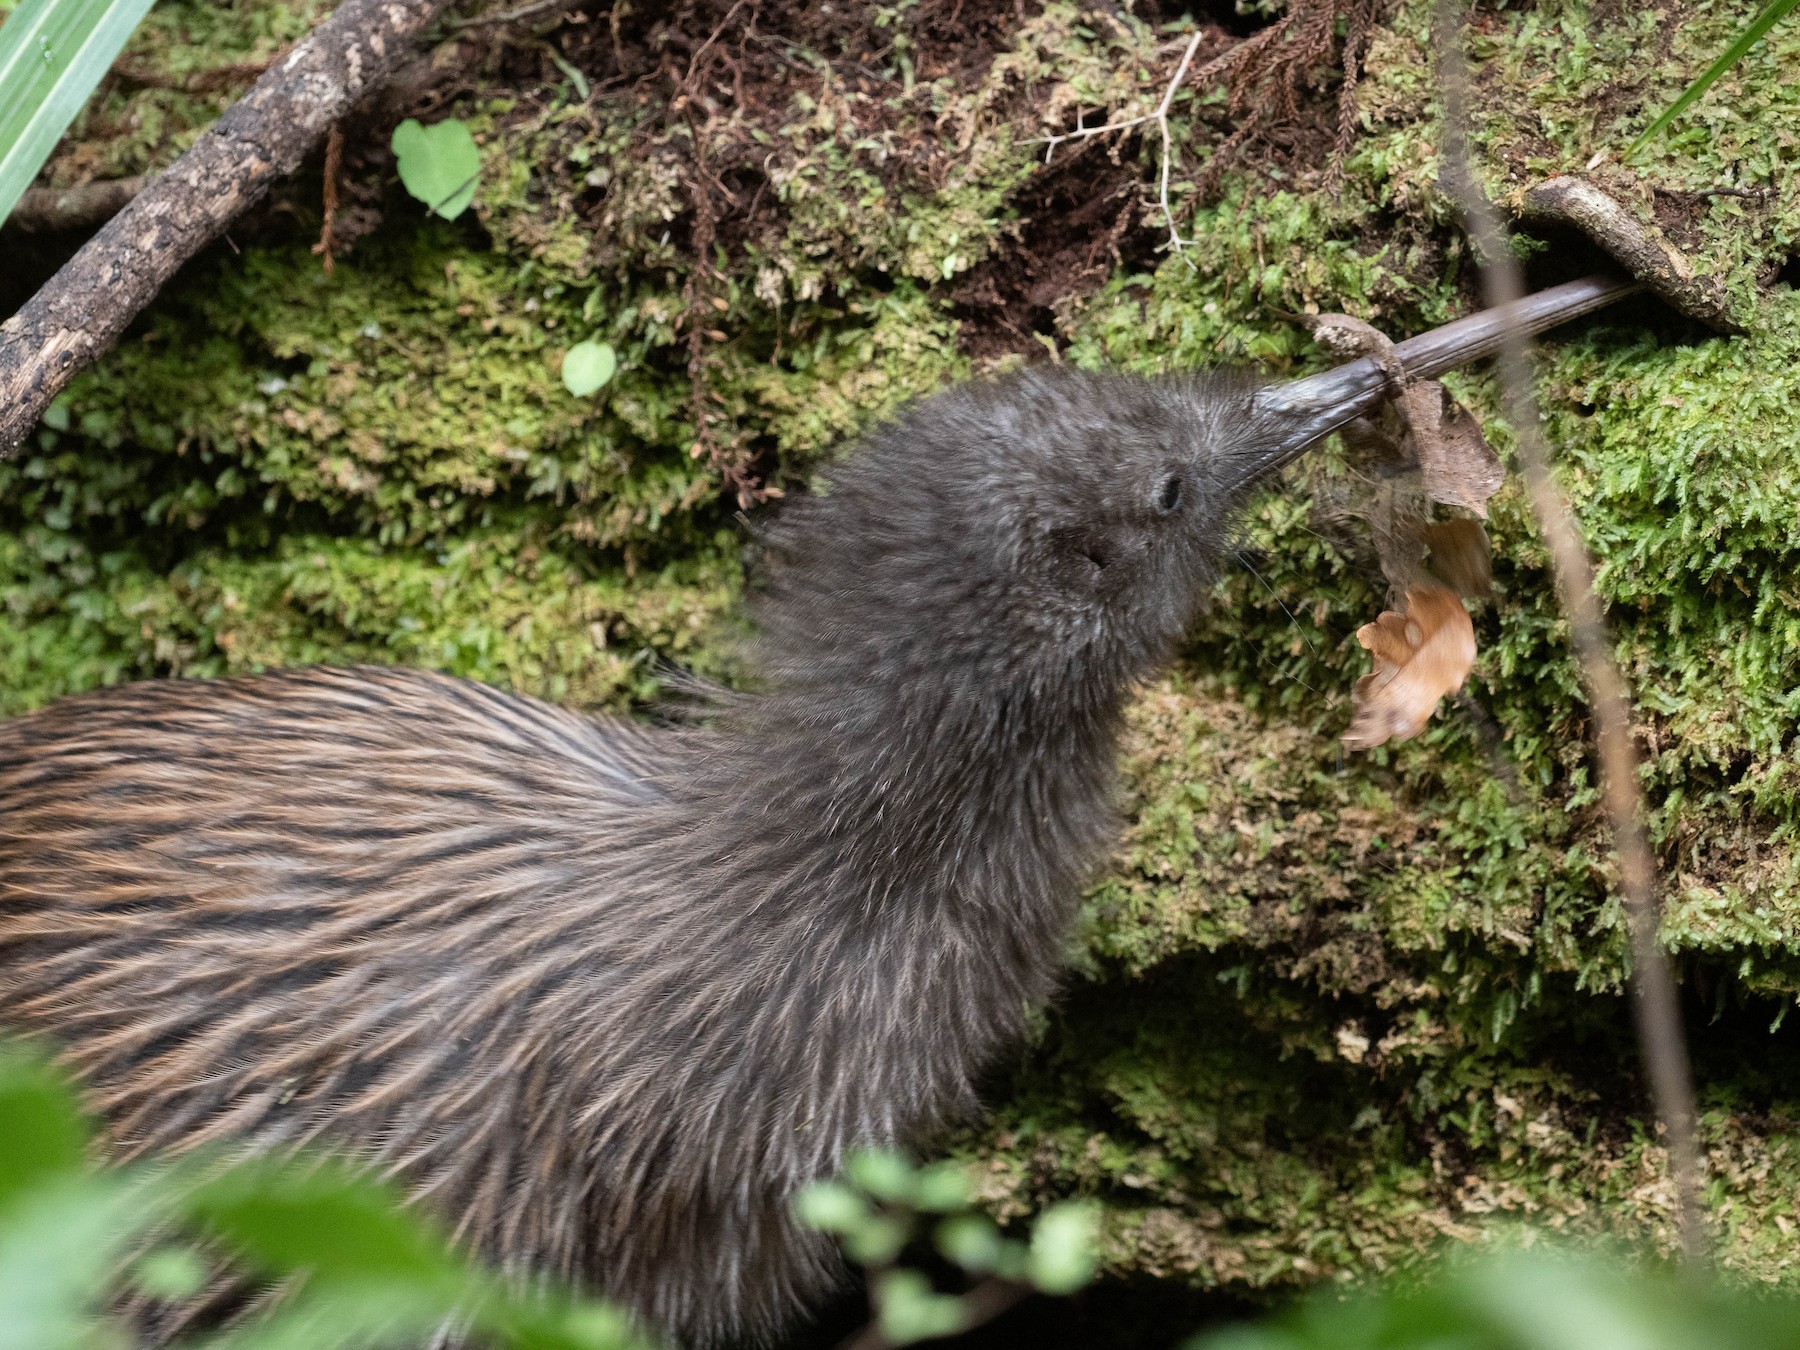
[49,0,337,185]
[13,0,1800,1310]
[965,673,1800,1290]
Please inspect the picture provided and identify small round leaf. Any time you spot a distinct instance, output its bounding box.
[913,1161,973,1212]
[876,1270,969,1345]
[993,1237,1031,1283]
[561,340,618,397]
[935,1214,1001,1273]
[846,1149,915,1203]
[134,1247,208,1300]
[1027,1200,1100,1295]
[391,117,481,220]
[792,1181,869,1234]
[843,1214,910,1266]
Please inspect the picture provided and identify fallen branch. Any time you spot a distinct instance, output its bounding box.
[1437,0,1710,1268]
[1521,175,1742,333]
[6,176,151,234]
[0,0,459,455]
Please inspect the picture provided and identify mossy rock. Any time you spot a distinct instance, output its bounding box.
[7,0,1800,1307]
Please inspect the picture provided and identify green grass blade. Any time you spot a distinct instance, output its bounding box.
[0,0,158,226]
[1627,0,1800,156]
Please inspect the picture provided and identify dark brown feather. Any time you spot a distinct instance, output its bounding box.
[0,368,1278,1346]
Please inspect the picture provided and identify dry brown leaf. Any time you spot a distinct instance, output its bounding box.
[1343,583,1476,750]
[1422,518,1493,598]
[1306,312,1505,518]
[1306,313,1496,744]
[1396,380,1505,518]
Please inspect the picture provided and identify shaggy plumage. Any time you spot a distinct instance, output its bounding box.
[0,368,1282,1346]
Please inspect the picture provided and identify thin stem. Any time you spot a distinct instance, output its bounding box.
[1031,29,1204,253]
[1153,31,1204,253]
[1434,0,1709,1268]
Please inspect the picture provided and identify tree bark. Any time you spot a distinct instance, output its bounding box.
[0,0,458,455]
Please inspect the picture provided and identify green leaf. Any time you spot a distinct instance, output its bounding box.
[1026,1200,1099,1296]
[132,1247,209,1301]
[561,340,617,397]
[792,1180,871,1234]
[539,1300,644,1350]
[1627,0,1800,156]
[992,1237,1031,1283]
[842,1215,910,1266]
[0,1049,88,1214]
[184,1156,457,1287]
[875,1270,968,1346]
[846,1148,915,1203]
[1184,1245,1800,1350]
[912,1161,972,1212]
[197,1281,468,1350]
[0,0,158,225]
[391,117,481,220]
[0,1175,159,1350]
[934,1214,1001,1273]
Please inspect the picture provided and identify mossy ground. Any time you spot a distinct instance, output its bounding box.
[7,0,1800,1314]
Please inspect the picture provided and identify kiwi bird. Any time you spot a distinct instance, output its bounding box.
[0,278,1632,1346]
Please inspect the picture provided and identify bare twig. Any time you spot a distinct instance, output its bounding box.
[1033,30,1220,255]
[1650,184,1777,201]
[1031,9,1358,256]
[0,0,458,454]
[1034,32,1203,162]
[1435,0,1709,1267]
[683,0,752,86]
[1153,32,1206,254]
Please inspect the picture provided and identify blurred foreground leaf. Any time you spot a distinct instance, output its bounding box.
[1192,1246,1800,1350]
[0,0,157,224]
[0,1039,650,1350]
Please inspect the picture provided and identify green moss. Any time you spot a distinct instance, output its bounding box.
[50,0,336,184]
[13,0,1800,1309]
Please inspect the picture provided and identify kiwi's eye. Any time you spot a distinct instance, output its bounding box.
[1154,474,1184,515]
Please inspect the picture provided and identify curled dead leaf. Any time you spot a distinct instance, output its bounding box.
[1344,583,1477,751]
[1395,380,1505,518]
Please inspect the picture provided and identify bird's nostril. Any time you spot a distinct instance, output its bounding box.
[1155,475,1184,514]
[1083,546,1109,571]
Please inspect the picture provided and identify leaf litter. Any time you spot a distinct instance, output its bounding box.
[1302,314,1502,749]
[1343,584,1479,751]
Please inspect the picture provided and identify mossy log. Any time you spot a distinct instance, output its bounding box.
[5,0,1800,1303]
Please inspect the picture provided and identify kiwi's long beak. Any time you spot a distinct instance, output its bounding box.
[1242,272,1643,483]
